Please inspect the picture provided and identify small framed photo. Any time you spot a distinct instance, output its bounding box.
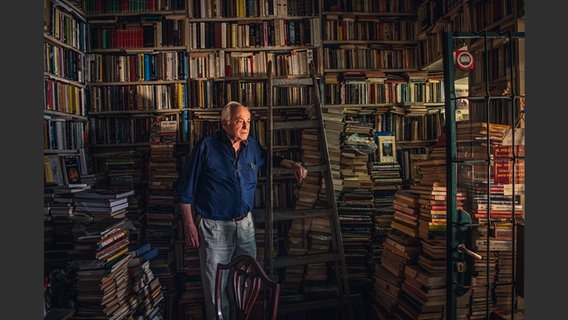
[62,155,82,184]
[378,135,397,163]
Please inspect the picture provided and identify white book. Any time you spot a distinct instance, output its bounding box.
[219,50,225,77]
[277,0,287,17]
[221,22,227,48]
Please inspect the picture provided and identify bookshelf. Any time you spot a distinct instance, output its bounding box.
[43,0,90,285]
[416,0,472,72]
[84,1,190,148]
[184,0,322,137]
[43,0,89,186]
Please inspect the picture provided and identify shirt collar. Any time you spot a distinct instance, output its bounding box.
[218,130,249,147]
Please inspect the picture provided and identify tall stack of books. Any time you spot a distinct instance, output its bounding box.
[96,150,147,247]
[468,140,525,319]
[145,118,180,318]
[127,243,164,319]
[338,188,375,296]
[368,160,402,292]
[303,217,334,296]
[336,128,376,304]
[281,218,309,295]
[375,184,422,317]
[295,128,323,209]
[70,217,135,319]
[321,107,345,198]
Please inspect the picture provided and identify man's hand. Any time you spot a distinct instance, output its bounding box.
[181,203,199,248]
[184,221,199,248]
[292,162,308,183]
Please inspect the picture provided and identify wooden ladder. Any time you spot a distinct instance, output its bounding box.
[260,57,353,319]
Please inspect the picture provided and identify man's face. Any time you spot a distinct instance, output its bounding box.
[224,105,251,142]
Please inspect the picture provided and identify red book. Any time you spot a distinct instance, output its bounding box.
[493,160,525,184]
[492,145,525,159]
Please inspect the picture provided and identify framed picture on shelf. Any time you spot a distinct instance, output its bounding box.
[62,155,82,184]
[378,135,397,163]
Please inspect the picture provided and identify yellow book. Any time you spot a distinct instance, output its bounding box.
[140,53,146,81]
[44,155,55,183]
[177,82,183,108]
[106,246,129,263]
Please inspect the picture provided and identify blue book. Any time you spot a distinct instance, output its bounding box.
[127,246,158,267]
[127,243,151,258]
[182,51,188,80]
[182,111,189,142]
[144,54,152,81]
[139,247,159,262]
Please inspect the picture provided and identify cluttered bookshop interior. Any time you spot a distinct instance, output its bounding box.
[42,0,526,319]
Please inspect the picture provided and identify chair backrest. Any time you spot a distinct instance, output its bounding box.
[215,254,280,320]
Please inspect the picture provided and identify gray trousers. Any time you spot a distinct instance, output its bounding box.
[197,213,257,320]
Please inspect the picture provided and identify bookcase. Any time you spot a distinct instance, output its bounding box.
[84,0,190,147]
[43,0,89,278]
[43,0,89,186]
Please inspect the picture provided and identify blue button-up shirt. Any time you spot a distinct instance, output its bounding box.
[178,130,281,221]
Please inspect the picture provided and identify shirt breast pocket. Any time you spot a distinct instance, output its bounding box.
[243,162,259,182]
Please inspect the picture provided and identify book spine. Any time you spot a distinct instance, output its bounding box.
[128,243,152,258]
[97,229,128,249]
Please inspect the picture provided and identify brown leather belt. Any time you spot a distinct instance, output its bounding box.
[231,211,249,222]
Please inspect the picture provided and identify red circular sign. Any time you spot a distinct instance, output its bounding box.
[456,50,474,70]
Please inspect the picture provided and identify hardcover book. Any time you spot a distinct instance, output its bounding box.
[377,135,397,164]
[47,155,65,185]
[62,155,82,184]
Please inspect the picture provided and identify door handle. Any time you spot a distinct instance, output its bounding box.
[457,243,482,260]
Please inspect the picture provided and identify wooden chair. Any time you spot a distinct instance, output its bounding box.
[215,254,280,320]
